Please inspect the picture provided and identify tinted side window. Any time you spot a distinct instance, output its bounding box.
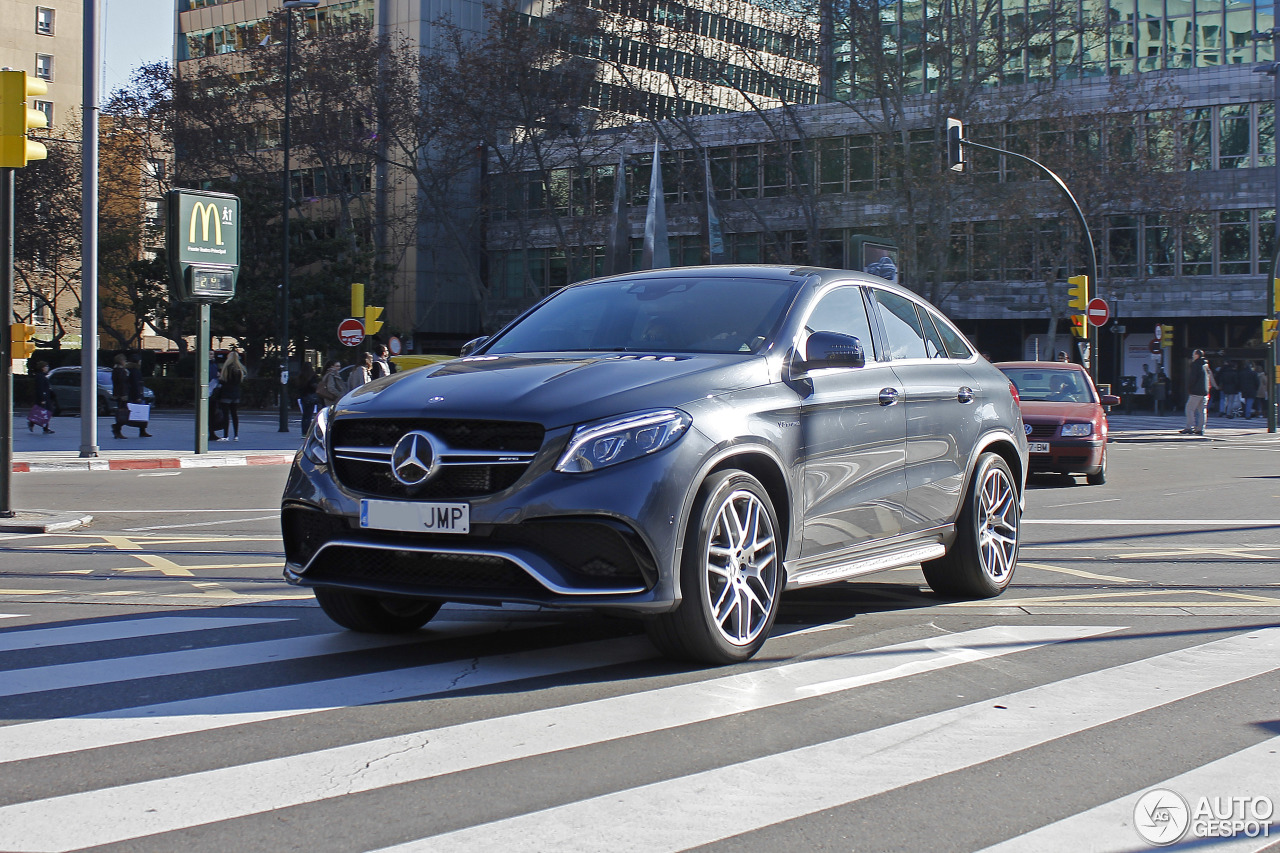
[930,311,974,359]
[871,290,928,360]
[807,285,877,360]
[915,306,949,358]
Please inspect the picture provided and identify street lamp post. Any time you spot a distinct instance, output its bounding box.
[1252,30,1280,434]
[279,0,319,433]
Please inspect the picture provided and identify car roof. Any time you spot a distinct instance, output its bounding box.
[569,263,920,301]
[996,361,1088,373]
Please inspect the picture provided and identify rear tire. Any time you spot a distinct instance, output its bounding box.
[923,452,1020,599]
[314,588,442,633]
[646,470,783,665]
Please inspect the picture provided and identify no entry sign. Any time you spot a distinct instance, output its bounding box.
[338,317,365,347]
[1086,297,1110,327]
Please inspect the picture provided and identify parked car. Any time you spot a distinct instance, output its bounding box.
[996,361,1119,485]
[47,366,156,417]
[282,265,1029,664]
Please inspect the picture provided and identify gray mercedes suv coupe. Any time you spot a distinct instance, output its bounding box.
[282,265,1027,664]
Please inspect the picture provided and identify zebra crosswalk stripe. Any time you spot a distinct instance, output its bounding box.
[377,628,1280,853]
[0,623,487,699]
[0,615,287,653]
[0,624,1114,852]
[0,635,657,764]
[977,735,1280,853]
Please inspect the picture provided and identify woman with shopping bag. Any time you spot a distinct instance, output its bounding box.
[27,360,54,434]
[111,353,151,439]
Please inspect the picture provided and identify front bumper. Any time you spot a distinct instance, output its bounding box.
[281,424,713,614]
[1026,438,1105,474]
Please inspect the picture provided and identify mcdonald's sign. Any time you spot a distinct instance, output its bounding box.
[167,189,240,302]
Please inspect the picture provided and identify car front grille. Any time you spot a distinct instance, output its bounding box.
[1027,424,1058,439]
[282,506,656,594]
[330,418,545,499]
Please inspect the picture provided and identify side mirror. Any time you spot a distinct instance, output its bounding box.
[460,336,490,357]
[1101,395,1121,407]
[795,331,866,373]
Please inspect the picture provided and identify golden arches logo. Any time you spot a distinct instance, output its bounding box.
[189,201,223,245]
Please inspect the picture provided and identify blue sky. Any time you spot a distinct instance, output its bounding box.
[101,0,174,98]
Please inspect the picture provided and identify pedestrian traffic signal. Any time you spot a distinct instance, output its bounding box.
[1069,315,1087,339]
[10,322,36,361]
[364,305,384,336]
[946,118,964,172]
[1067,275,1089,312]
[0,71,49,168]
[1264,318,1279,344]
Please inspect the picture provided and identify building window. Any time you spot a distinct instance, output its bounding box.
[36,7,54,34]
[35,54,53,80]
[33,100,53,126]
[1219,211,1250,275]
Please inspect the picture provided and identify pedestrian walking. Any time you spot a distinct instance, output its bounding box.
[110,353,151,439]
[1153,369,1169,416]
[1255,363,1270,419]
[317,359,345,407]
[297,362,321,435]
[1180,349,1216,435]
[28,360,54,434]
[1216,361,1240,417]
[1239,361,1260,419]
[1055,351,1069,363]
[126,354,151,437]
[348,352,373,392]
[215,350,245,441]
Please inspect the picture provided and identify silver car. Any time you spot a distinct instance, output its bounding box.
[282,265,1028,664]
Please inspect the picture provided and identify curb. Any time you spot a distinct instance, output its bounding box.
[12,453,296,474]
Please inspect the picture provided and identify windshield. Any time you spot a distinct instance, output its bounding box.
[1000,367,1097,403]
[483,276,798,356]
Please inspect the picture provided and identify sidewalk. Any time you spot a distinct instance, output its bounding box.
[1106,410,1280,441]
[10,409,304,474]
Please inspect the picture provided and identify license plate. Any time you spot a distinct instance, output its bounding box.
[360,499,470,534]
[1028,442,1051,454]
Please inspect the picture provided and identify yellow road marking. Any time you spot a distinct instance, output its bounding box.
[1017,562,1144,584]
[0,589,62,595]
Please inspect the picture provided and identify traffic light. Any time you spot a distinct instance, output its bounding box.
[1264,318,1279,344]
[946,118,964,172]
[10,322,36,361]
[1067,275,1089,312]
[1160,324,1174,345]
[364,305,384,336]
[351,282,364,319]
[1069,315,1087,339]
[0,71,49,168]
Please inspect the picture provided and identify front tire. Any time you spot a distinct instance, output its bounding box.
[647,470,783,665]
[923,452,1020,599]
[1085,448,1107,485]
[314,588,442,633]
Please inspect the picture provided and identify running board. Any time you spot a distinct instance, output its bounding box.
[788,543,947,588]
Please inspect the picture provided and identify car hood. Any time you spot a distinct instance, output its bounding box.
[1019,400,1103,423]
[336,352,771,429]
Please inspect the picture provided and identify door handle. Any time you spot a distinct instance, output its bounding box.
[957,386,974,403]
[879,387,899,406]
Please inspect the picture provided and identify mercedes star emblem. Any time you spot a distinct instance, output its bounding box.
[390,430,439,486]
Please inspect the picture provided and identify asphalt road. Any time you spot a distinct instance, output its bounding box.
[0,430,1277,851]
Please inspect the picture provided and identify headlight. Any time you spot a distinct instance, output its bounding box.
[1060,422,1093,437]
[556,409,692,473]
[304,406,332,464]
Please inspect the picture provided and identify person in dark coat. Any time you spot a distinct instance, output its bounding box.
[110,354,130,439]
[1239,362,1261,419]
[1216,362,1240,417]
[297,362,320,436]
[28,360,54,433]
[216,350,245,441]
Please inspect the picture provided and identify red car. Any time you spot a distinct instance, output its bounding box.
[996,361,1120,485]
